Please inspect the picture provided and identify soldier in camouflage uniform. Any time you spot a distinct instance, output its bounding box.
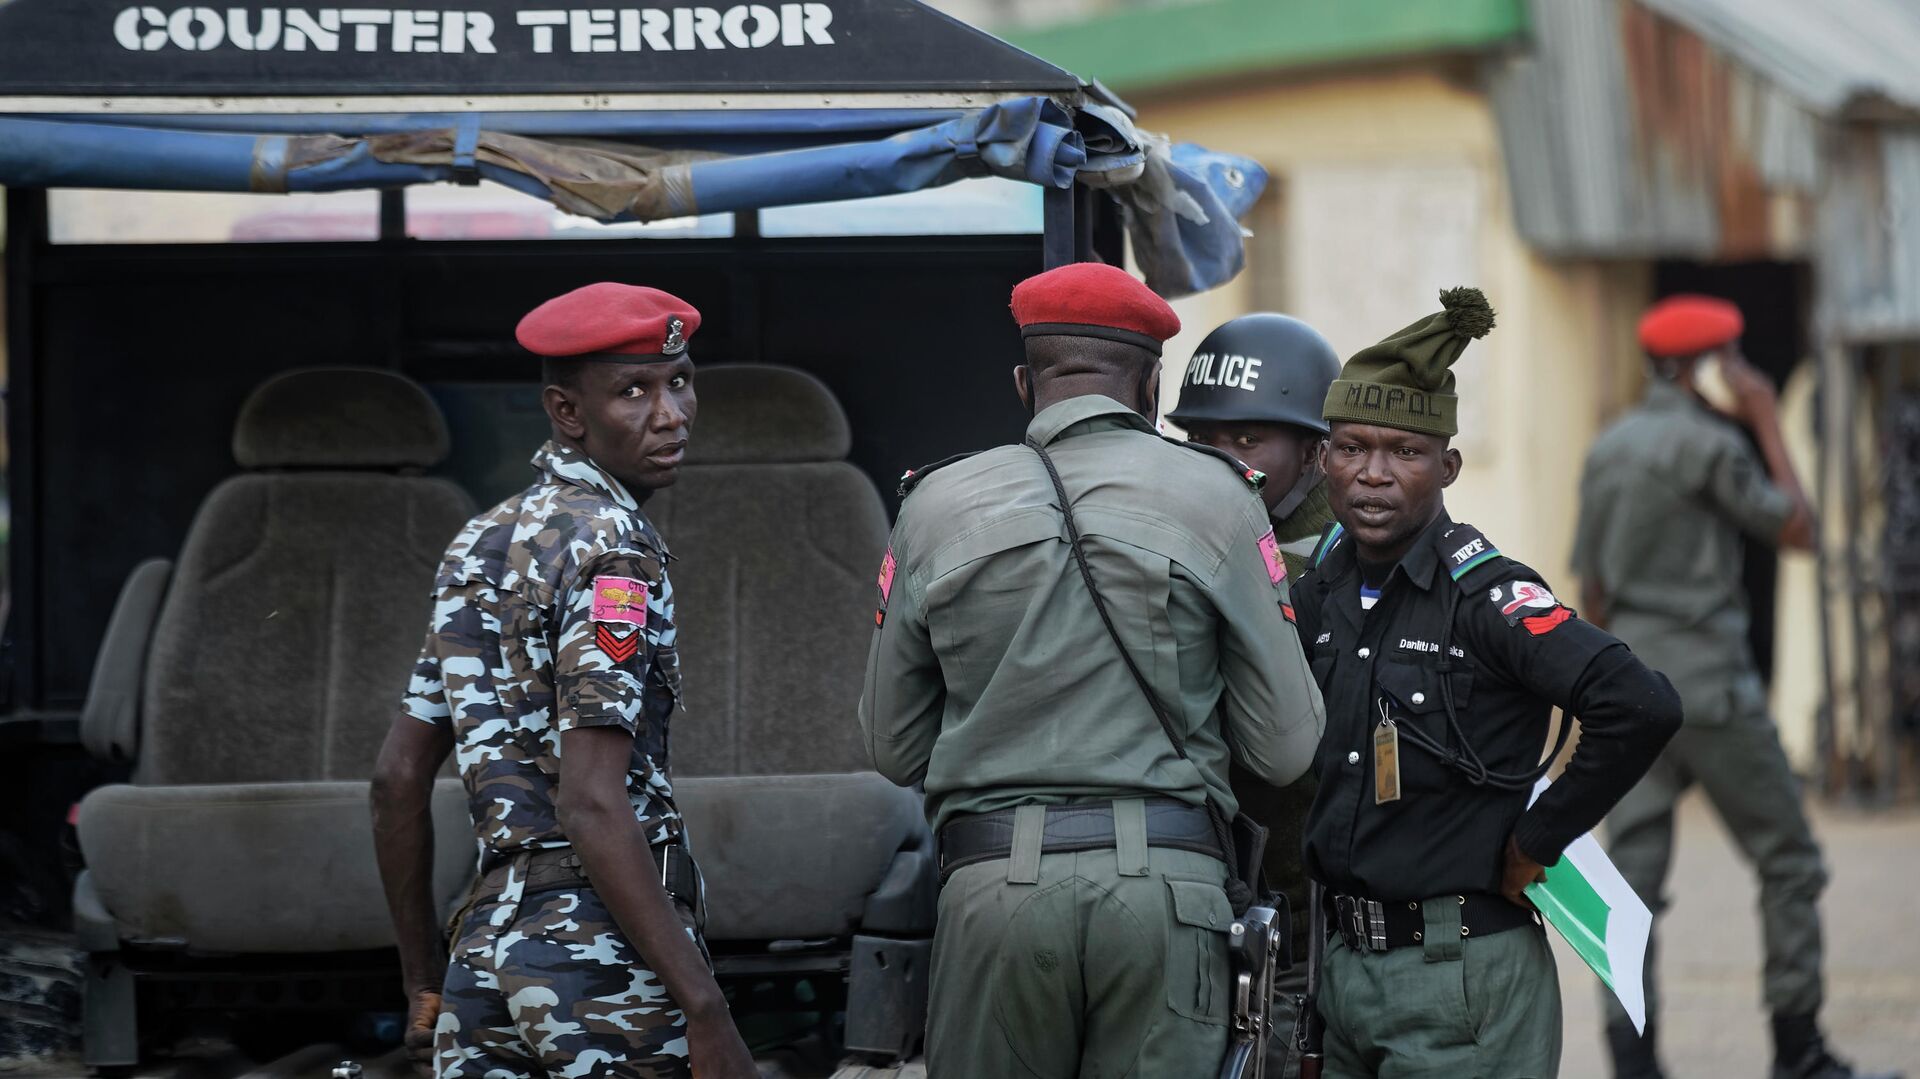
[370,283,756,1079]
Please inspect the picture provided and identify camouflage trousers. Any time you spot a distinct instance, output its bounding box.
[435,871,703,1079]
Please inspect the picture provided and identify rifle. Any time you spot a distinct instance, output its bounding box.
[1292,886,1326,1078]
[1218,898,1287,1079]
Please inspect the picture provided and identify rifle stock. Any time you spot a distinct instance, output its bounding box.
[1295,885,1326,1078]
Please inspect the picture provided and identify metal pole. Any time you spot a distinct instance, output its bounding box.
[1838,344,1875,800]
[1814,343,1840,794]
[1043,185,1077,269]
[1073,184,1095,264]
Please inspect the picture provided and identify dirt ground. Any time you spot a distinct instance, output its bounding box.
[1554,791,1919,1078]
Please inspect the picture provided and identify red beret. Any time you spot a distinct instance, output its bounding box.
[1011,263,1181,354]
[1638,295,1743,358]
[517,282,701,362]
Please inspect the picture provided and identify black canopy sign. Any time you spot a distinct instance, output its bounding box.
[0,0,1079,97]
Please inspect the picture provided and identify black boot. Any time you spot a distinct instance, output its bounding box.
[1770,1013,1905,1079]
[1606,1020,1665,1079]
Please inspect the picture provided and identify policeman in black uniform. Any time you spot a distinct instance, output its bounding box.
[1293,289,1683,1077]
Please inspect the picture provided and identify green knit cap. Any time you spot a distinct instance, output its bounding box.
[1321,287,1495,438]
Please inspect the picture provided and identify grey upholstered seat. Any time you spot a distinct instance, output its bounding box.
[74,368,476,958]
[648,365,935,945]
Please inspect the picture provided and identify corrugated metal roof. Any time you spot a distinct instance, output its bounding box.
[1489,0,1821,259]
[1641,0,1920,118]
[1491,0,1920,340]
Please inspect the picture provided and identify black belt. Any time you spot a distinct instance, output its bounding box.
[938,798,1224,883]
[1329,891,1539,953]
[480,844,699,908]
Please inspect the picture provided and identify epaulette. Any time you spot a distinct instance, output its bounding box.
[1163,437,1266,494]
[1434,522,1509,592]
[898,450,982,499]
[1309,522,1346,569]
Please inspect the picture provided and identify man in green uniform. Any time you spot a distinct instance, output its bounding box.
[859,262,1325,1078]
[1295,288,1683,1079]
[1575,295,1900,1079]
[1168,313,1343,1078]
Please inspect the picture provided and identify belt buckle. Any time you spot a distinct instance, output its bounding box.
[1335,895,1387,953]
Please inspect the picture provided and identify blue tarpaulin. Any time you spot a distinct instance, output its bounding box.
[0,96,1266,296]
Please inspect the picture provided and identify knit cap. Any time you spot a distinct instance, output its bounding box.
[1321,287,1495,437]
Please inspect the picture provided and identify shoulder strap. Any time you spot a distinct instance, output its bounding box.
[1161,436,1267,494]
[1025,438,1255,912]
[1027,437,1192,758]
[1436,522,1502,590]
[898,450,983,499]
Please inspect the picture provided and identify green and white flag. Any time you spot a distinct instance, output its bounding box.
[1524,777,1652,1033]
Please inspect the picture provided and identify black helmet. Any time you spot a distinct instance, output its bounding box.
[1166,313,1341,434]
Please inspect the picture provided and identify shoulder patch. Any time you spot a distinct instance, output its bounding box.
[898,450,983,499]
[591,576,650,626]
[1258,529,1287,585]
[1487,579,1574,635]
[1164,437,1266,493]
[1310,522,1346,569]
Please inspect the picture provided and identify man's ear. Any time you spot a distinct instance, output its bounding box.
[1441,446,1464,489]
[542,383,588,441]
[1013,364,1033,414]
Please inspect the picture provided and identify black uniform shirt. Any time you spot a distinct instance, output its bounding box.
[1296,512,1681,902]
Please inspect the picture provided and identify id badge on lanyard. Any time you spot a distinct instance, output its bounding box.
[1373,699,1402,805]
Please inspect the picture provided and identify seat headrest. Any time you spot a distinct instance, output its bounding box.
[234,368,451,470]
[686,365,851,465]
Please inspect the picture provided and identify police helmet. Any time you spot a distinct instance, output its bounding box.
[1166,313,1341,434]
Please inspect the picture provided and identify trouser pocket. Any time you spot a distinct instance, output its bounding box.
[1165,877,1234,1025]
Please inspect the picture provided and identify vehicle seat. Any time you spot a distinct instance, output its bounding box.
[646,365,934,1060]
[71,369,477,1064]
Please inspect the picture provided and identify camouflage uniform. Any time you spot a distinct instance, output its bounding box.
[404,440,697,1079]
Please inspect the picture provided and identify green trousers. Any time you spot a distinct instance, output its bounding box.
[1321,900,1561,1079]
[926,802,1232,1079]
[1603,706,1828,1030]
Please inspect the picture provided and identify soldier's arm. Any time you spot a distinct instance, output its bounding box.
[371,634,456,1071]
[1470,578,1683,868]
[858,543,944,786]
[550,552,755,1074]
[1211,506,1325,787]
[1724,356,1815,550]
[560,728,746,1055]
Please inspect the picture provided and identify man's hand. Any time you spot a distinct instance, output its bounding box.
[404,988,441,1076]
[1721,351,1780,429]
[1500,834,1547,909]
[686,1012,758,1079]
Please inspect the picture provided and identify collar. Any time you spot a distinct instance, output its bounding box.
[533,439,640,512]
[1025,394,1155,448]
[1642,375,1704,414]
[1319,509,1452,593]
